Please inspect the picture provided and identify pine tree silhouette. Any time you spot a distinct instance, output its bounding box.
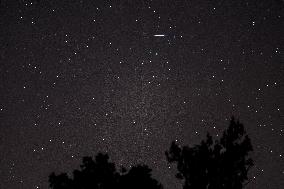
[165,117,254,189]
[49,153,163,189]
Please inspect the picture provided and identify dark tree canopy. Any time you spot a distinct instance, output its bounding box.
[166,117,254,189]
[49,153,163,189]
[49,117,254,189]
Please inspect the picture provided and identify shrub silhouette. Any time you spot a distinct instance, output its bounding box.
[166,117,254,189]
[49,153,163,189]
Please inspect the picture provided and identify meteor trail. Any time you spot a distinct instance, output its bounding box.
[154,34,165,37]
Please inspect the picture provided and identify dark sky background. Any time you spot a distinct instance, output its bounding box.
[0,0,283,188]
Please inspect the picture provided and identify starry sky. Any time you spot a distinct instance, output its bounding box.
[0,0,283,188]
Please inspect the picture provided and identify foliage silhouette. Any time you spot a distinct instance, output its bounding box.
[49,153,163,189]
[166,117,254,189]
[49,117,253,189]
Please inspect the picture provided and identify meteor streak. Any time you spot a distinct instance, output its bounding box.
[154,34,165,37]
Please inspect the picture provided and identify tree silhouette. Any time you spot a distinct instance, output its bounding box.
[166,117,254,189]
[49,117,253,189]
[119,165,163,189]
[49,153,163,189]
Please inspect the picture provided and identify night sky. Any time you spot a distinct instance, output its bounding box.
[0,0,283,188]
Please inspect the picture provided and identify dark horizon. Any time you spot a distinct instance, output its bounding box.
[0,0,283,188]
[49,117,254,189]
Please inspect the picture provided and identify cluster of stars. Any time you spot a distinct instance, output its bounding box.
[0,0,283,189]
